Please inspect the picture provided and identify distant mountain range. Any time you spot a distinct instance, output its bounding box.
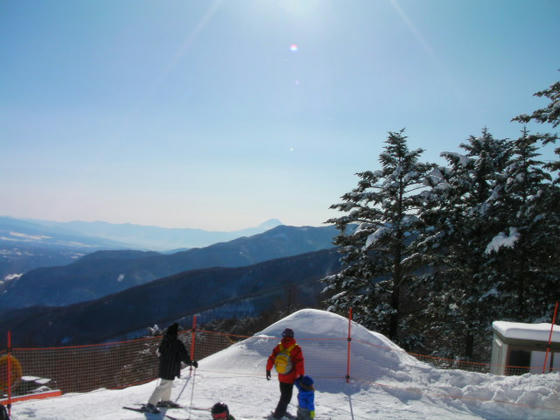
[0,216,130,283]
[0,248,342,346]
[0,224,338,310]
[0,216,133,248]
[24,217,284,250]
[0,216,283,281]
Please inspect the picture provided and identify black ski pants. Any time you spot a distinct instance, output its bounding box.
[273,381,294,418]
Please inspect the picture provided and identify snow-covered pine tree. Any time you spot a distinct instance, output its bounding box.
[484,128,559,322]
[323,130,431,348]
[417,129,510,360]
[512,76,559,174]
[513,78,560,128]
[510,76,560,315]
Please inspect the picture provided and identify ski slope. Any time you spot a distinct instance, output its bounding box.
[8,309,560,419]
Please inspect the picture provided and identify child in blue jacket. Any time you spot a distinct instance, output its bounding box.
[294,375,315,419]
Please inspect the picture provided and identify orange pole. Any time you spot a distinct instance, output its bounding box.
[190,315,197,363]
[7,331,12,416]
[346,308,352,383]
[543,301,559,373]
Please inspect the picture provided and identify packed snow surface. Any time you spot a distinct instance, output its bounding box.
[9,309,560,419]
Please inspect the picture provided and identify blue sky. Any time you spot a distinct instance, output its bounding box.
[1,0,559,231]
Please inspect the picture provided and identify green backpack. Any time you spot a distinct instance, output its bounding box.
[274,343,297,374]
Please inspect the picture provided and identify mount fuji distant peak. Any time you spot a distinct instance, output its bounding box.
[257,218,283,229]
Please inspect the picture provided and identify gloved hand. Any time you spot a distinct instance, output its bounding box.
[191,360,198,368]
[266,370,271,380]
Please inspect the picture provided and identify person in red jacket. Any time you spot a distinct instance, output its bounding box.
[266,328,305,419]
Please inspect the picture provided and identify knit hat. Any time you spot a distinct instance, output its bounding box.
[166,323,179,336]
[211,402,229,417]
[300,375,314,387]
[282,328,294,338]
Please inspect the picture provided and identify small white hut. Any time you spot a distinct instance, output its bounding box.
[491,321,560,375]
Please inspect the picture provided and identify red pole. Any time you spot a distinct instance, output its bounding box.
[190,315,197,363]
[346,308,352,383]
[543,301,559,373]
[7,331,12,416]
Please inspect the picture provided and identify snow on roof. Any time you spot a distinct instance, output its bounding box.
[492,321,560,343]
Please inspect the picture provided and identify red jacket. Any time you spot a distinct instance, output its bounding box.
[266,337,305,384]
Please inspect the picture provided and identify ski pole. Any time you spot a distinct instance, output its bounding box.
[174,367,193,403]
[187,366,197,419]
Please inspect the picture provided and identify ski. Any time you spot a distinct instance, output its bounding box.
[189,406,211,411]
[123,405,160,414]
[157,402,183,409]
[123,406,188,419]
[131,402,186,409]
[123,406,150,413]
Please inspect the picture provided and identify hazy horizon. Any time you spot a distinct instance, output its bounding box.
[1,214,288,232]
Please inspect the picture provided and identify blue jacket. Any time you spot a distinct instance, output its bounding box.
[294,378,315,411]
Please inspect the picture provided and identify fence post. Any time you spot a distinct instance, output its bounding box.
[543,301,559,373]
[346,308,352,383]
[7,331,12,416]
[190,315,197,362]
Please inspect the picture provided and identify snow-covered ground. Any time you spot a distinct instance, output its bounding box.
[9,309,560,419]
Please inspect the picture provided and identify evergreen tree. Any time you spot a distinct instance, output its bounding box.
[418,129,510,360]
[513,79,560,128]
[485,128,559,322]
[509,76,560,316]
[323,130,431,347]
[512,77,559,174]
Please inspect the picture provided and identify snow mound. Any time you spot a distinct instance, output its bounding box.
[201,308,424,380]
[201,309,560,419]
